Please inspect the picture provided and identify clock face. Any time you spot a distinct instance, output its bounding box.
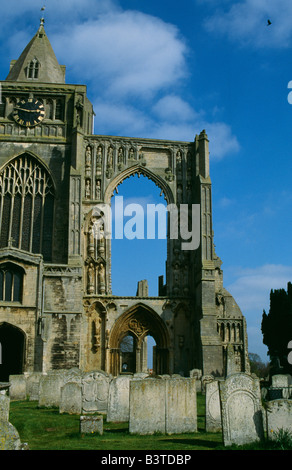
[13,98,45,127]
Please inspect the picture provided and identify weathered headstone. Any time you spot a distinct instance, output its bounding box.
[166,377,197,434]
[219,373,264,446]
[271,374,292,399]
[107,375,131,422]
[80,415,103,435]
[26,372,44,401]
[9,375,27,401]
[60,382,82,415]
[129,377,197,435]
[0,394,10,422]
[129,378,165,434]
[82,370,111,414]
[0,421,22,450]
[205,379,222,432]
[266,400,292,439]
[38,370,66,407]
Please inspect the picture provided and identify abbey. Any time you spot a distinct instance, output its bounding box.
[0,19,249,381]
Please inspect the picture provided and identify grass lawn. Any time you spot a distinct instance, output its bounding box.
[8,393,290,451]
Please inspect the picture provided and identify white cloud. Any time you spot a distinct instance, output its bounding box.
[1,3,240,160]
[226,264,292,313]
[204,0,292,48]
[224,263,292,360]
[52,11,188,98]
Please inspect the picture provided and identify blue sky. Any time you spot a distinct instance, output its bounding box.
[1,0,292,362]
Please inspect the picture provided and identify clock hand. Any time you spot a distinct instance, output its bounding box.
[15,107,42,112]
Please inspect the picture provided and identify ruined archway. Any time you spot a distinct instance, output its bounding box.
[108,303,170,376]
[0,322,25,381]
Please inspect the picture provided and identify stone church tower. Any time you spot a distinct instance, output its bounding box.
[0,19,249,381]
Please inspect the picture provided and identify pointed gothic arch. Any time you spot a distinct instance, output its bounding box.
[0,152,55,261]
[104,164,175,205]
[108,303,170,375]
[0,322,26,381]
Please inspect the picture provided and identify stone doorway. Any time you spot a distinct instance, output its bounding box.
[108,303,170,376]
[0,323,25,382]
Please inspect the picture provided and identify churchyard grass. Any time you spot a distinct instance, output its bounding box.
[8,393,291,451]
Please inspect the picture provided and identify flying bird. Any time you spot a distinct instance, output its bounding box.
[267,19,272,26]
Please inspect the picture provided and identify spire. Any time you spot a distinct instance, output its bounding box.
[6,18,66,84]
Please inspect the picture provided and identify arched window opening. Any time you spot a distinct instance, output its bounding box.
[55,99,64,121]
[145,335,156,374]
[0,323,25,381]
[120,334,136,373]
[0,263,23,302]
[0,154,55,261]
[27,58,40,79]
[111,174,167,296]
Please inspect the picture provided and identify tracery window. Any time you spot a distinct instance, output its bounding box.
[27,58,40,79]
[0,263,23,302]
[0,154,54,261]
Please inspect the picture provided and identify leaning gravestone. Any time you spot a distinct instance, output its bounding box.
[82,371,111,414]
[205,379,222,432]
[60,382,82,415]
[219,373,264,446]
[107,375,131,422]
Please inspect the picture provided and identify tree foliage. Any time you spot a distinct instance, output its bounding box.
[261,282,292,373]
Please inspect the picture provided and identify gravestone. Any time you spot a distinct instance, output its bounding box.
[266,400,292,439]
[80,415,103,435]
[205,379,222,432]
[107,375,131,422]
[271,374,292,399]
[129,377,197,435]
[82,370,111,414]
[129,378,165,434]
[219,373,264,446]
[60,382,82,415]
[38,370,66,407]
[0,394,10,421]
[9,375,27,401]
[166,377,197,434]
[0,421,22,450]
[26,372,44,401]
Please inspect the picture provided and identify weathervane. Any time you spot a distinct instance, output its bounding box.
[40,5,46,25]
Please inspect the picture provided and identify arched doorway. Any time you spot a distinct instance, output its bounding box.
[108,303,170,376]
[0,323,25,382]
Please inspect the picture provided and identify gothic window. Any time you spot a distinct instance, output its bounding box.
[0,263,23,302]
[0,97,6,118]
[27,58,40,79]
[0,154,55,261]
[46,99,54,120]
[55,99,64,121]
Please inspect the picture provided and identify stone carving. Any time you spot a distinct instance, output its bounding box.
[87,262,95,294]
[95,179,101,200]
[85,179,91,199]
[85,145,92,177]
[82,371,111,413]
